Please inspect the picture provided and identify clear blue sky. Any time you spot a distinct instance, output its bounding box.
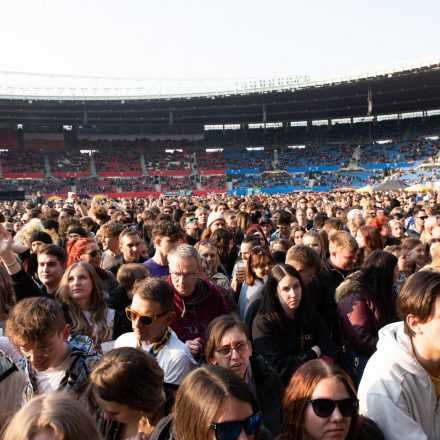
[2,0,440,80]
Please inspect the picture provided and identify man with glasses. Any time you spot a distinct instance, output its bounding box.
[6,297,97,401]
[115,277,196,385]
[406,208,427,239]
[167,244,229,357]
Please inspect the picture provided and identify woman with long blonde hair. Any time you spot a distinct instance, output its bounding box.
[57,262,115,350]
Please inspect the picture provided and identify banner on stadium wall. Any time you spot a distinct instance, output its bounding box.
[192,189,227,196]
[363,162,416,169]
[246,188,261,195]
[199,169,226,175]
[285,166,338,173]
[227,186,331,195]
[48,190,228,198]
[226,169,261,175]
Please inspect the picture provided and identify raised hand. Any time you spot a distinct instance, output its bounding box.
[0,225,13,258]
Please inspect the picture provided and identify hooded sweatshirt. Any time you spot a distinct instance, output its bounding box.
[358,322,440,440]
[168,277,228,343]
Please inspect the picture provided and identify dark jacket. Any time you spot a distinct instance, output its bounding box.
[11,267,49,301]
[109,254,148,275]
[336,274,394,357]
[307,259,355,345]
[250,352,283,436]
[20,335,98,404]
[252,311,337,386]
[107,285,131,311]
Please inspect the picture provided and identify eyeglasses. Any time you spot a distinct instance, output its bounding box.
[170,272,197,279]
[210,412,262,440]
[85,249,102,258]
[185,217,198,225]
[416,216,428,220]
[309,398,358,418]
[215,341,249,358]
[125,307,169,326]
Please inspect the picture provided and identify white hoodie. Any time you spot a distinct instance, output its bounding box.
[358,322,440,440]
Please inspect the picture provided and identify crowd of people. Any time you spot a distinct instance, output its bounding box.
[0,189,439,439]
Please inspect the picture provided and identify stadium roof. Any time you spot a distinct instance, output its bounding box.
[1,61,440,126]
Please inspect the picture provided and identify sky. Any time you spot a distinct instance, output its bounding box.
[1,0,440,82]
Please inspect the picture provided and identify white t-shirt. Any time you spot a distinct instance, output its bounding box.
[82,308,116,350]
[115,330,197,385]
[35,355,73,394]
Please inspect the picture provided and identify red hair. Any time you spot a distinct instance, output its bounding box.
[66,238,95,267]
[367,215,388,229]
[281,359,359,440]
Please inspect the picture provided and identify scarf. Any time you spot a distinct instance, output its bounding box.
[136,326,172,358]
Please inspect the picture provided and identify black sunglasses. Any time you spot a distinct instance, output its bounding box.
[86,250,101,258]
[309,398,358,418]
[210,412,261,440]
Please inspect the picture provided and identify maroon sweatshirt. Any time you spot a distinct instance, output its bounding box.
[168,276,229,343]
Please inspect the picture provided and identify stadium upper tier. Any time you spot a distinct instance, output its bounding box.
[1,62,440,126]
[0,133,439,197]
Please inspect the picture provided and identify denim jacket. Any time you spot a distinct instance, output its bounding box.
[19,335,99,404]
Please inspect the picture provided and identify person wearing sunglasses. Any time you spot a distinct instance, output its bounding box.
[280,359,379,440]
[180,212,201,246]
[205,315,283,436]
[160,365,272,440]
[406,208,427,240]
[115,277,196,385]
[66,237,119,300]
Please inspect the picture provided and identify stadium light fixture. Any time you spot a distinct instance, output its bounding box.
[375,139,393,144]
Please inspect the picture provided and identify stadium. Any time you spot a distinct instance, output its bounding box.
[0,61,440,200]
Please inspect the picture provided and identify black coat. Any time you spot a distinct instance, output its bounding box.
[252,311,337,386]
[307,260,354,345]
[250,352,283,436]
